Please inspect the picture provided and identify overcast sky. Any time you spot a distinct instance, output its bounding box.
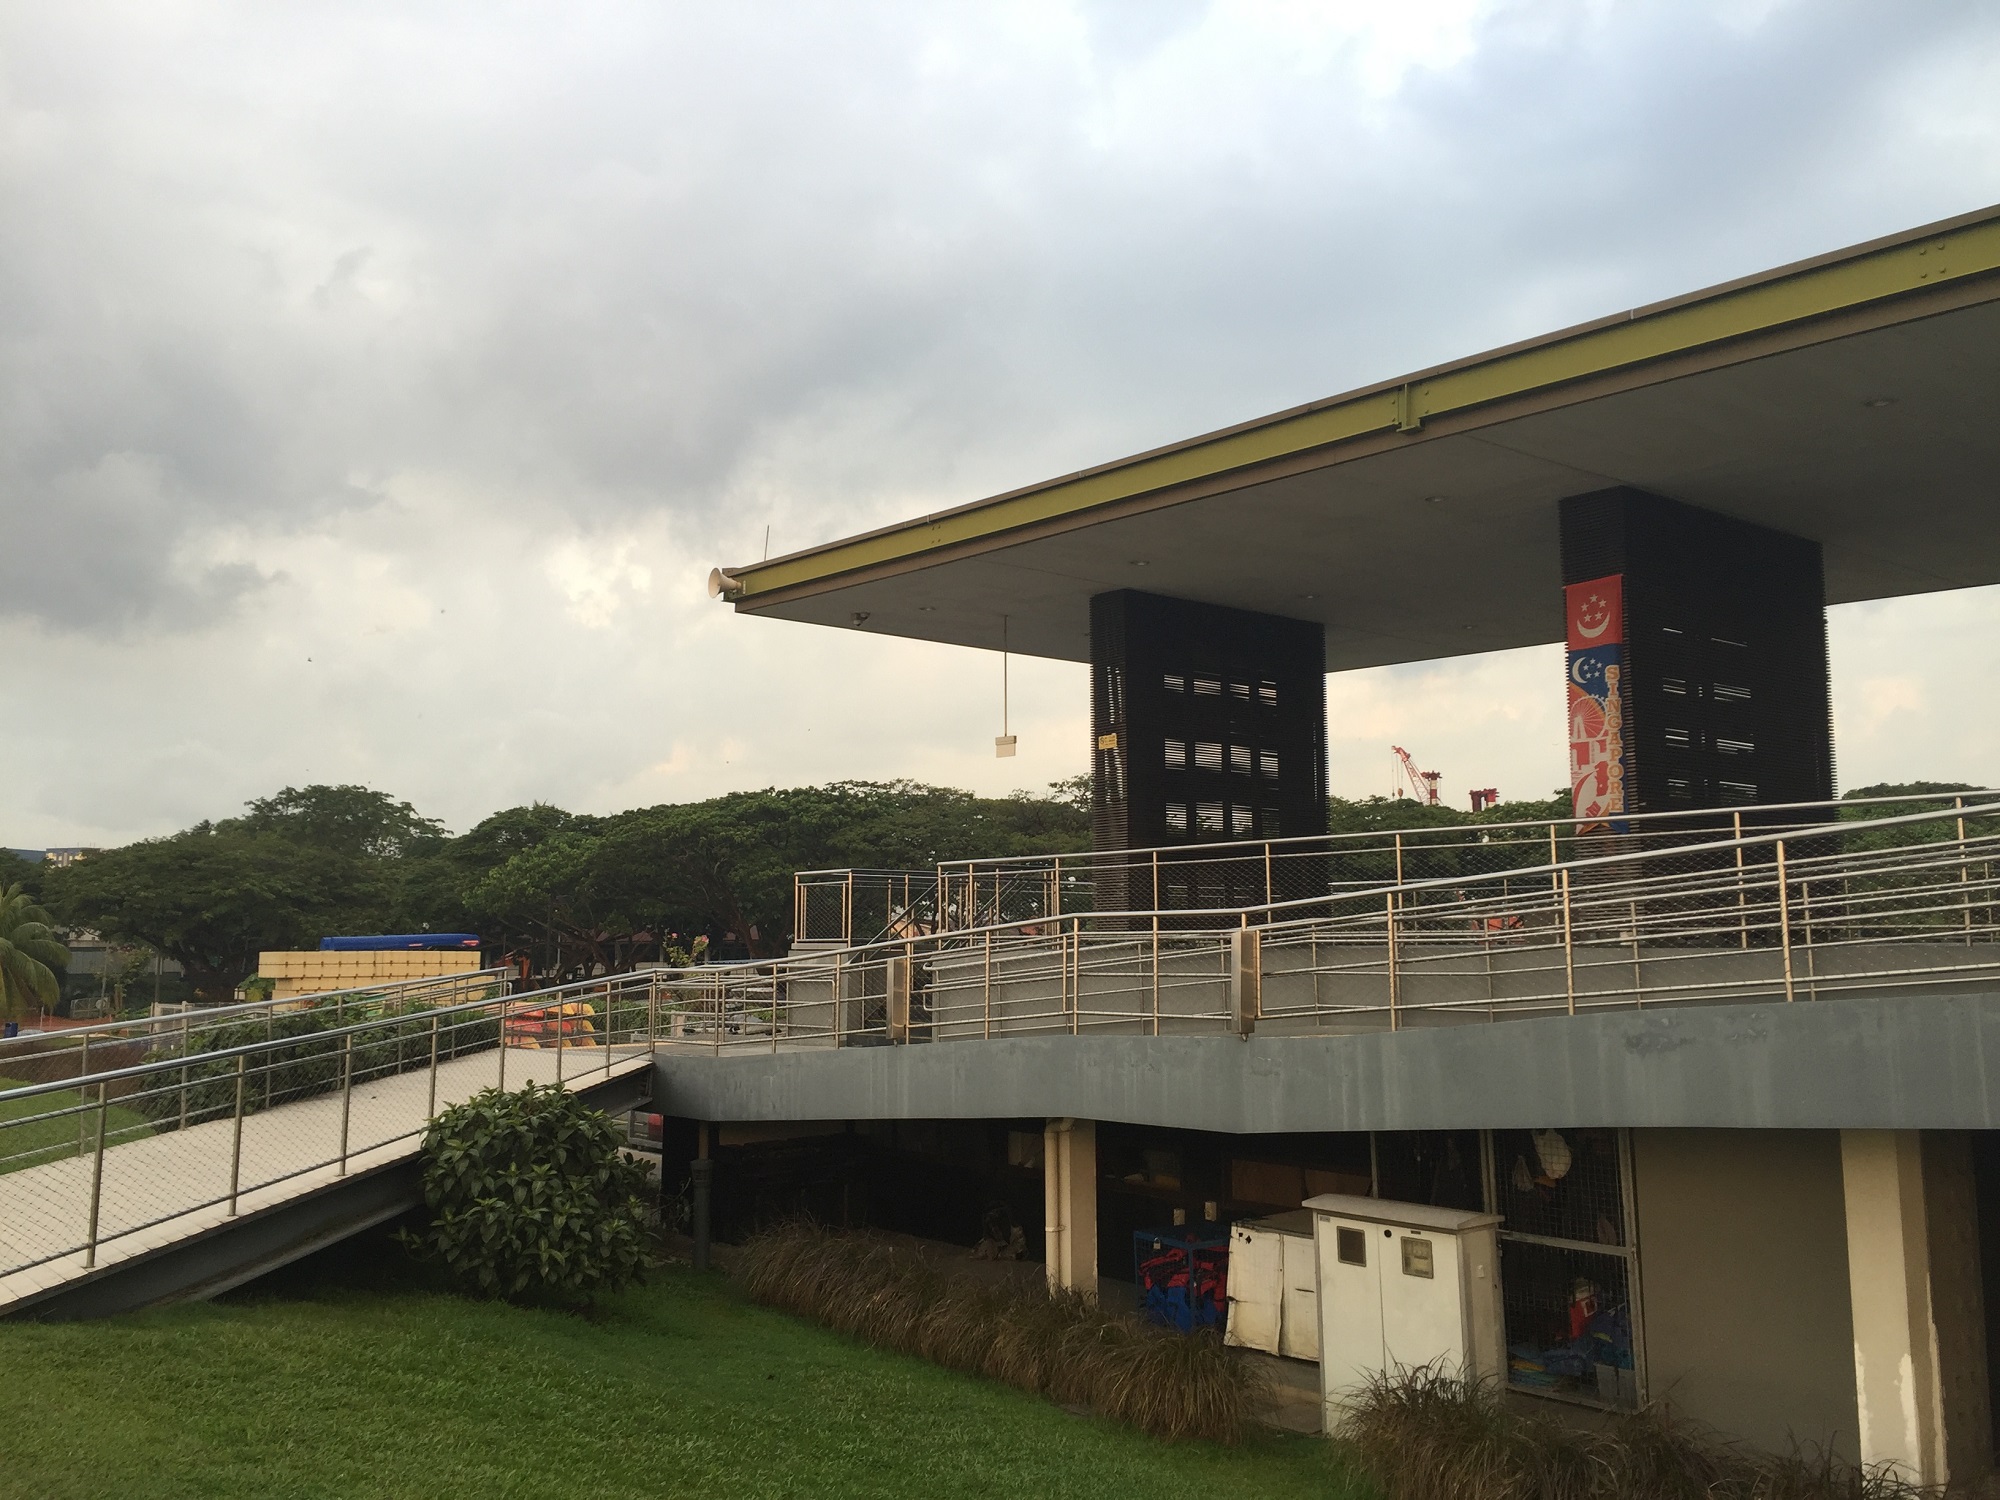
[4,1,1999,846]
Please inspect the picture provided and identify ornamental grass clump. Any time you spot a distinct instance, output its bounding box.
[404,1082,651,1305]
[735,1222,1263,1444]
[1338,1362,1936,1500]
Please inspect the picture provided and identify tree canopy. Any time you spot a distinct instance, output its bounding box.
[40,771,1824,1004]
[236,784,448,859]
[49,777,1095,997]
[55,827,350,1001]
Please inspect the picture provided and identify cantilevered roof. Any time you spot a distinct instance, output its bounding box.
[713,203,2000,668]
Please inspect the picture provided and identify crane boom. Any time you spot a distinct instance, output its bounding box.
[1391,745,1442,805]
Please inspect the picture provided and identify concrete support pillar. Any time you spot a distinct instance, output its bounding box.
[1840,1129,1991,1487]
[1043,1117,1097,1297]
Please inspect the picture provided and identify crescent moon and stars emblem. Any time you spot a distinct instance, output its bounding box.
[1575,592,1613,639]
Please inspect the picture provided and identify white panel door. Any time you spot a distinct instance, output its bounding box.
[1224,1225,1283,1355]
[1316,1216,1385,1400]
[1379,1230,1466,1376]
[1279,1231,1320,1361]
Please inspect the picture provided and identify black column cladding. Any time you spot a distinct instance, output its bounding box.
[1089,591,1326,916]
[1559,487,1834,825]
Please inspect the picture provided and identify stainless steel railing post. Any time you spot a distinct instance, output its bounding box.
[1629,898,1643,1008]
[1561,867,1576,1017]
[1151,914,1161,1036]
[337,1032,354,1176]
[1777,840,1795,1003]
[228,1053,246,1216]
[1066,924,1077,1035]
[1734,810,1749,949]
[1802,878,1819,1000]
[1385,892,1400,1032]
[84,1081,109,1268]
[77,1030,90,1156]
[1958,798,1973,945]
[427,1014,440,1118]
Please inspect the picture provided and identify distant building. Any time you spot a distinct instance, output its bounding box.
[5,847,97,868]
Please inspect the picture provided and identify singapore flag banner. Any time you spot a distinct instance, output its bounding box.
[1566,574,1629,833]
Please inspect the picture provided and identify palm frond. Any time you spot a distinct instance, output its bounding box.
[0,944,62,1015]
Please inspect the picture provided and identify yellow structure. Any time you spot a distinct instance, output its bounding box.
[258,949,483,1001]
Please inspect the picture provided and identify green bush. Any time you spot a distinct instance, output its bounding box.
[404,1082,652,1303]
[135,996,500,1130]
[1338,1362,1930,1500]
[736,1223,1264,1444]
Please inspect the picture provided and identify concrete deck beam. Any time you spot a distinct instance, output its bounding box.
[653,991,2000,1134]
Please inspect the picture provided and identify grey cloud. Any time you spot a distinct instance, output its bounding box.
[2,0,1998,643]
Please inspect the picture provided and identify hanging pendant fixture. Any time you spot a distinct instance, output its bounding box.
[995,614,1017,758]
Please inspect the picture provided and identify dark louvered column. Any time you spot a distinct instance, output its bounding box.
[1559,487,1834,832]
[1089,591,1326,918]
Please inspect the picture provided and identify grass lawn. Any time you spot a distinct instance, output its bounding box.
[0,1075,153,1174]
[0,1245,1373,1500]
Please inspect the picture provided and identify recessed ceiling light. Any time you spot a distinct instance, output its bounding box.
[1297,593,1318,601]
[1424,495,1446,504]
[918,606,936,612]
[1128,559,1150,567]
[1863,397,1897,409]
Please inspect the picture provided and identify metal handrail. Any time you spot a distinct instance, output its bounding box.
[784,790,1991,944]
[649,797,2000,1049]
[934,788,1992,875]
[0,979,524,1104]
[762,799,2000,963]
[1,965,512,1048]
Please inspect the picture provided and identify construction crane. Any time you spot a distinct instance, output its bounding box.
[1469,788,1500,813]
[1391,746,1442,805]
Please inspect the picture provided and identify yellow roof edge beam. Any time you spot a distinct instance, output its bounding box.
[722,203,2000,603]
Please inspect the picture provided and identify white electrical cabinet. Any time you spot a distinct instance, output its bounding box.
[1223,1211,1319,1360]
[1306,1193,1504,1426]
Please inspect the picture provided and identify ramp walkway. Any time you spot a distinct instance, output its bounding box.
[1,973,653,1318]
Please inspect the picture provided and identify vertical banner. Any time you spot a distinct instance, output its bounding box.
[1566,574,1628,832]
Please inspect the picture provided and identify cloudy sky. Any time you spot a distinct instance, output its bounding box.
[4,1,1999,846]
